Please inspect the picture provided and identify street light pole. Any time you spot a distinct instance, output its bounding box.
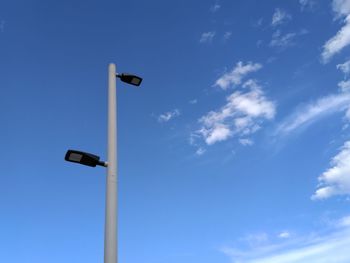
[105,63,118,263]
[64,63,142,263]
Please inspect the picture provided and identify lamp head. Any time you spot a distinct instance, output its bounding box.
[117,73,142,86]
[65,150,106,167]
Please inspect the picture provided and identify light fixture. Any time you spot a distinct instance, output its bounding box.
[65,149,107,167]
[117,73,143,86]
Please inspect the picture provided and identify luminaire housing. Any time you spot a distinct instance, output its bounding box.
[117,73,143,86]
[65,149,106,167]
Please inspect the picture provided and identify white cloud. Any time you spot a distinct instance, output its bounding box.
[337,60,350,75]
[189,99,198,104]
[338,79,350,92]
[227,91,275,119]
[242,79,260,90]
[270,29,308,49]
[270,30,297,48]
[198,80,275,145]
[158,109,180,123]
[195,147,206,156]
[189,132,201,146]
[300,0,315,11]
[312,140,350,200]
[214,61,262,90]
[321,15,350,63]
[321,0,350,62]
[337,60,350,92]
[333,0,350,18]
[239,138,254,146]
[278,231,291,239]
[200,31,216,43]
[276,92,350,135]
[271,8,292,27]
[199,124,232,145]
[221,220,350,263]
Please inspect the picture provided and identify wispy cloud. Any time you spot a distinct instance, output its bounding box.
[270,30,297,48]
[271,8,292,27]
[332,0,350,19]
[338,79,350,92]
[220,216,350,263]
[158,109,180,123]
[200,31,216,43]
[198,79,275,145]
[276,92,350,136]
[195,147,206,156]
[239,138,254,146]
[312,140,350,200]
[337,59,350,92]
[270,29,308,49]
[278,231,291,239]
[321,0,350,63]
[210,2,221,13]
[337,59,350,76]
[321,15,350,63]
[214,61,262,90]
[299,0,315,11]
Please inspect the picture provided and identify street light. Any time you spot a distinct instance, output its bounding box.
[64,64,142,263]
[65,149,107,167]
[117,73,142,86]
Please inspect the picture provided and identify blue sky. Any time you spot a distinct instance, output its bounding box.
[2,0,350,262]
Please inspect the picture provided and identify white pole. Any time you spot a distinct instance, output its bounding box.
[105,63,117,263]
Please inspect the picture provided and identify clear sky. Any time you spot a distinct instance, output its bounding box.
[2,0,350,262]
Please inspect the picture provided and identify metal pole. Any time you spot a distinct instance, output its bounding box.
[105,63,117,263]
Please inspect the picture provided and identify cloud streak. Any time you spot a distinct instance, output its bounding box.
[239,138,254,146]
[269,29,307,49]
[214,61,262,90]
[158,109,180,123]
[276,92,350,136]
[271,8,292,27]
[321,0,350,63]
[221,217,350,263]
[270,30,297,48]
[200,31,216,43]
[321,15,350,63]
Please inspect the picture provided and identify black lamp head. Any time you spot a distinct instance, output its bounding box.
[117,73,142,86]
[65,149,106,167]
